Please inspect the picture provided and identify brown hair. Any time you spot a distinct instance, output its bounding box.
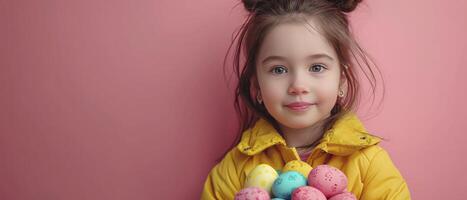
[219,0,385,161]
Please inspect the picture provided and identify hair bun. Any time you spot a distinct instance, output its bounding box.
[242,0,261,13]
[329,0,363,13]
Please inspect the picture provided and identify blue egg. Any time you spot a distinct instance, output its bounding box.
[272,171,307,199]
[271,198,285,200]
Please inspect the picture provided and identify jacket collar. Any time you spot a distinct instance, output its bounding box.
[237,112,381,156]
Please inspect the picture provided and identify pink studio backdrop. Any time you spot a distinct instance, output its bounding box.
[1,0,466,199]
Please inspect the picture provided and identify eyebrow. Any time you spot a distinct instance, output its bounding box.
[261,53,334,65]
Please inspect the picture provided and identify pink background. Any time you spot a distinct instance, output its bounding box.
[1,0,466,199]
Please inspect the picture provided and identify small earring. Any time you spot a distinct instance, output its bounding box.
[343,64,349,70]
[338,89,345,98]
[257,93,263,104]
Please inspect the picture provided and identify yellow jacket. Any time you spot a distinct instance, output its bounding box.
[201,112,411,199]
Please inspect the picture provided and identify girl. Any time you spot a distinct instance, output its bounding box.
[202,0,411,199]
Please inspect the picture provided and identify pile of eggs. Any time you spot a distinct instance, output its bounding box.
[234,160,357,200]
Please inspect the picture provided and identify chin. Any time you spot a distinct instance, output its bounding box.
[280,118,317,129]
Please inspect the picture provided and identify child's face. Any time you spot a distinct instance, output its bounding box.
[255,18,345,130]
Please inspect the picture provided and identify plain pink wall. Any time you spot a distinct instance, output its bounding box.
[1,0,466,199]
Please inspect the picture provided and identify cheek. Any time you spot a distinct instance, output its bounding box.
[261,85,283,104]
[313,90,338,116]
[315,81,339,105]
[319,87,338,97]
[258,78,285,103]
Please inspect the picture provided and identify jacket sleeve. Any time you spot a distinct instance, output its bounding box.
[360,148,411,200]
[201,149,243,200]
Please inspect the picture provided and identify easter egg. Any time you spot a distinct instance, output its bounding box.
[272,171,307,199]
[291,186,326,200]
[328,191,357,200]
[234,187,270,200]
[282,160,313,179]
[245,164,279,194]
[271,198,285,200]
[308,165,348,198]
[276,169,282,175]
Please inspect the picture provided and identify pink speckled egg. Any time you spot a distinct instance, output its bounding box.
[328,191,357,200]
[291,186,326,200]
[307,165,348,198]
[234,187,270,200]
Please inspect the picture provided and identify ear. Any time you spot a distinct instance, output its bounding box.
[339,70,348,93]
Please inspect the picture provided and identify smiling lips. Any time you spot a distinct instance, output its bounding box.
[285,102,315,111]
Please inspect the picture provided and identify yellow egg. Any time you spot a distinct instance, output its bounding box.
[245,164,279,194]
[282,160,313,178]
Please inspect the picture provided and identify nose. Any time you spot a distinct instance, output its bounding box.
[287,73,309,95]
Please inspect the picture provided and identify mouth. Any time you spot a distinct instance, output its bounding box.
[284,102,316,111]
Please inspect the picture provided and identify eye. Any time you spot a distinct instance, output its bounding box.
[270,65,288,74]
[309,64,326,73]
